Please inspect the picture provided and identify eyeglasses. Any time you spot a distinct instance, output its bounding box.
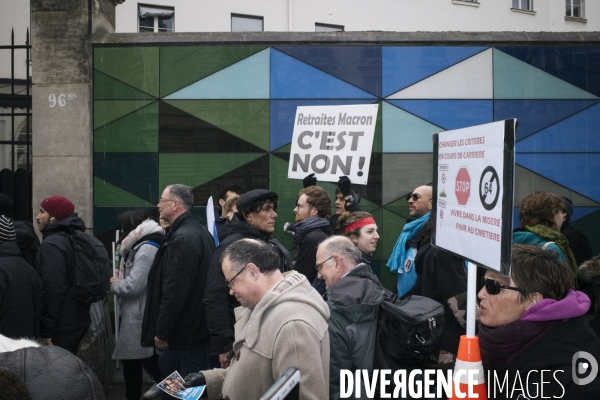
[482,277,521,295]
[158,198,176,204]
[295,203,312,209]
[225,266,247,289]
[405,193,423,202]
[315,256,334,272]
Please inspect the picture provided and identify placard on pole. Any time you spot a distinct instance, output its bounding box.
[432,119,516,277]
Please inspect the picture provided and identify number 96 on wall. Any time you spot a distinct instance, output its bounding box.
[49,93,77,107]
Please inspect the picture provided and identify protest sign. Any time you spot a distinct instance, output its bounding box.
[432,119,516,276]
[287,104,378,185]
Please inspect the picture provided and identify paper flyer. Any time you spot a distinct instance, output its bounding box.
[158,371,206,400]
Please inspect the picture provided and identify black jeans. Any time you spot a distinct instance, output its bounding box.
[122,352,162,400]
[52,326,88,355]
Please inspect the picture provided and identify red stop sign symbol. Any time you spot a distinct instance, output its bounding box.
[455,167,471,206]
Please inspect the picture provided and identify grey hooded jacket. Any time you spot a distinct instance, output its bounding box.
[326,263,385,400]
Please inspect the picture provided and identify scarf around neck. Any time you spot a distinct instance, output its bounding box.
[478,319,560,365]
[291,217,330,246]
[525,224,578,276]
[386,212,430,273]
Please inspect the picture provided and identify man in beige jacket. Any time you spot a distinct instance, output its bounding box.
[184,238,330,400]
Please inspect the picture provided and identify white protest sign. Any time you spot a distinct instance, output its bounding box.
[287,104,379,185]
[432,119,516,276]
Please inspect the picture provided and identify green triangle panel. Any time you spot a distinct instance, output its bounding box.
[94,47,159,98]
[191,154,270,206]
[270,154,306,208]
[273,143,292,153]
[159,46,267,98]
[94,101,158,152]
[382,153,435,205]
[165,49,270,100]
[572,210,600,256]
[493,49,599,100]
[94,177,154,207]
[164,100,269,151]
[94,70,155,100]
[160,153,265,190]
[382,102,443,153]
[382,208,406,261]
[94,100,155,129]
[515,165,600,207]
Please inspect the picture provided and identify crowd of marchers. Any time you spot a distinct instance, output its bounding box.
[0,178,599,400]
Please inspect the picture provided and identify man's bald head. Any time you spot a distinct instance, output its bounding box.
[408,185,432,218]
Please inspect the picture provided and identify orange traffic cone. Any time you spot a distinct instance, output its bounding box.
[450,335,488,399]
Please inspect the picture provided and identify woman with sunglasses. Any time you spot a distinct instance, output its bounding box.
[478,244,600,399]
[514,191,578,277]
[337,211,380,265]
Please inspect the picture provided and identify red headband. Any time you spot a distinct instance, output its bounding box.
[344,217,376,233]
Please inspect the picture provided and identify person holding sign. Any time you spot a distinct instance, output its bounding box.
[513,192,578,277]
[386,186,432,297]
[290,186,334,284]
[478,244,600,399]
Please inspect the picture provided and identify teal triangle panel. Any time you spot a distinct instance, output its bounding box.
[165,48,270,99]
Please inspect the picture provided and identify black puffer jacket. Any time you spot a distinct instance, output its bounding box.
[141,211,215,348]
[14,221,40,269]
[204,214,292,355]
[0,345,105,400]
[0,242,41,338]
[292,219,334,283]
[36,214,91,338]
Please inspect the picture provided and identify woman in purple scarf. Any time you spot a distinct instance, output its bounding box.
[478,244,600,400]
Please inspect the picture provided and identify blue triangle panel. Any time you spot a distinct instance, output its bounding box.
[270,99,376,151]
[382,46,488,98]
[270,49,377,100]
[93,152,159,204]
[494,100,599,141]
[387,100,493,130]
[496,46,600,97]
[572,207,600,222]
[516,154,600,202]
[274,46,382,97]
[517,103,600,152]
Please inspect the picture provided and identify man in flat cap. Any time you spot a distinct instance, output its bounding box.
[204,189,292,368]
[36,195,90,354]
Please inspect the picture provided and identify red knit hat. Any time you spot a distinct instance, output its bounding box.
[40,196,74,221]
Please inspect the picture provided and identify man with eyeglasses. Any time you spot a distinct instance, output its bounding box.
[141,184,215,398]
[204,189,292,369]
[289,186,334,286]
[184,239,330,400]
[386,185,432,297]
[315,235,385,400]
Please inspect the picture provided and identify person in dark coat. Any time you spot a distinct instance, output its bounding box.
[0,334,105,400]
[36,196,90,354]
[0,215,41,339]
[0,193,40,269]
[560,196,592,267]
[291,186,334,283]
[214,184,244,242]
[204,189,292,368]
[479,244,600,399]
[403,217,467,365]
[141,184,215,395]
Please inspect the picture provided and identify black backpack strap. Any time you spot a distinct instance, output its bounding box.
[54,231,77,288]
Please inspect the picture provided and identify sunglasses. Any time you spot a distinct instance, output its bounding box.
[482,277,521,295]
[405,193,423,202]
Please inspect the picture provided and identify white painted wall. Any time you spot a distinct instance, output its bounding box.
[116,0,600,33]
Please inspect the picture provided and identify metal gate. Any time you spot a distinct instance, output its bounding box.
[0,29,32,220]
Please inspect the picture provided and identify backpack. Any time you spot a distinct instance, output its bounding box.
[374,291,445,370]
[60,231,112,304]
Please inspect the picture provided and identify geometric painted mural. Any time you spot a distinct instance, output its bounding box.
[94,45,600,284]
